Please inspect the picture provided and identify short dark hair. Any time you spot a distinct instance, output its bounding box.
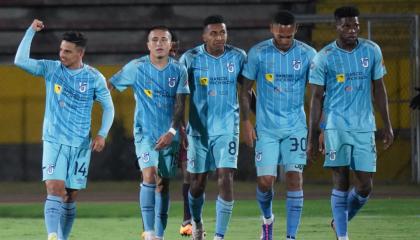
[169,29,178,43]
[334,6,360,20]
[147,25,172,41]
[62,32,87,48]
[272,10,296,25]
[203,15,225,27]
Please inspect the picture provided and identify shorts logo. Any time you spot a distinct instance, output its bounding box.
[292,60,301,71]
[255,151,262,162]
[141,152,150,163]
[54,84,62,94]
[46,164,55,175]
[168,77,176,88]
[144,89,153,98]
[79,82,87,93]
[208,90,216,96]
[361,57,369,68]
[188,156,195,168]
[265,73,274,82]
[294,164,304,170]
[336,74,345,83]
[227,62,235,73]
[328,150,336,161]
[200,77,208,86]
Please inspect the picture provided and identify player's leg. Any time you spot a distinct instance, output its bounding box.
[43,141,68,240]
[179,144,193,236]
[255,133,279,240]
[58,146,91,240]
[212,134,238,239]
[347,131,376,222]
[136,139,160,240]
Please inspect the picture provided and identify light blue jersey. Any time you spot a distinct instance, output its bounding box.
[242,39,316,135]
[180,44,246,136]
[110,56,189,142]
[309,38,386,131]
[14,27,114,148]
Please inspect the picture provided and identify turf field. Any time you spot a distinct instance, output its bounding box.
[1,198,419,239]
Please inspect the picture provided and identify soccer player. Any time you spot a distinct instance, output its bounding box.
[109,26,189,240]
[240,10,316,240]
[307,6,394,240]
[179,15,246,240]
[14,19,114,240]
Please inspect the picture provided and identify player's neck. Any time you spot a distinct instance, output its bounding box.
[336,39,358,51]
[66,61,83,70]
[150,55,169,69]
[205,45,224,57]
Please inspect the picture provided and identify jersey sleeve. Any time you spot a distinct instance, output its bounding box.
[176,65,190,94]
[372,43,387,80]
[305,48,317,81]
[309,52,327,86]
[94,73,115,138]
[109,60,138,92]
[241,46,258,81]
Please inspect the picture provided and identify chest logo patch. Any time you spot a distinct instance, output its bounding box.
[265,73,274,82]
[79,82,87,93]
[336,74,345,83]
[168,77,176,88]
[144,89,153,98]
[200,77,208,86]
[227,62,235,73]
[54,84,62,94]
[292,60,301,71]
[361,57,369,68]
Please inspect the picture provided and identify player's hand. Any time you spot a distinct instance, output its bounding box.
[155,132,174,151]
[318,130,325,155]
[306,134,317,165]
[31,19,44,32]
[383,127,394,150]
[409,87,420,110]
[91,135,106,152]
[180,126,188,150]
[242,120,256,147]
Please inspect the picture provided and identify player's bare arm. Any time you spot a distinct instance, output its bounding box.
[373,78,394,149]
[239,77,256,147]
[307,84,324,162]
[155,93,187,150]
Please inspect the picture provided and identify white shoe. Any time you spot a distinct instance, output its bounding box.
[143,231,156,240]
[213,236,223,240]
[47,233,58,240]
[191,220,205,240]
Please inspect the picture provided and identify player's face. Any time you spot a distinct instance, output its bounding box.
[336,17,360,46]
[59,40,84,69]
[147,29,172,59]
[203,23,227,54]
[270,23,297,51]
[170,40,179,58]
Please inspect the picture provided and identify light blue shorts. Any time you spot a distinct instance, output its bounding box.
[42,141,91,190]
[187,134,239,174]
[135,138,179,178]
[324,130,377,172]
[255,129,307,176]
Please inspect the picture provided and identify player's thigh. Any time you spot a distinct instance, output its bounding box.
[135,138,159,171]
[324,130,352,168]
[187,135,210,174]
[255,133,280,177]
[350,132,377,172]
[211,134,239,169]
[280,129,307,167]
[42,141,68,182]
[158,141,179,178]
[66,146,91,190]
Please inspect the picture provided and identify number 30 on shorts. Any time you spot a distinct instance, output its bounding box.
[289,137,306,152]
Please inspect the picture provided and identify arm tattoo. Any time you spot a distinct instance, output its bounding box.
[172,93,187,129]
[240,78,255,121]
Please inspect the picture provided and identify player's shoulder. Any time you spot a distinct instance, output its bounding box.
[317,41,336,56]
[358,38,381,51]
[169,57,187,71]
[295,40,317,54]
[183,45,204,59]
[225,44,246,57]
[84,64,105,80]
[249,39,272,53]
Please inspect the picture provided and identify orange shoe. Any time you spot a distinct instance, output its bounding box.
[179,221,193,236]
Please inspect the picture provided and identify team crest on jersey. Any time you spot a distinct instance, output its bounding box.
[144,89,153,98]
[328,150,336,161]
[265,73,274,82]
[140,152,150,163]
[292,60,301,71]
[361,57,369,68]
[46,164,55,175]
[168,77,176,88]
[227,62,235,73]
[79,82,87,93]
[336,74,345,83]
[208,90,217,96]
[255,151,262,162]
[200,77,208,86]
[54,84,62,94]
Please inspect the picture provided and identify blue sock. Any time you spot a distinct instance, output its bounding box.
[215,196,234,237]
[256,187,273,219]
[347,188,369,221]
[331,189,348,237]
[44,195,63,235]
[188,191,205,223]
[155,191,170,238]
[286,190,303,238]
[140,182,156,232]
[58,202,76,240]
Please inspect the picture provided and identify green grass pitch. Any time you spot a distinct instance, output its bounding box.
[1,199,419,239]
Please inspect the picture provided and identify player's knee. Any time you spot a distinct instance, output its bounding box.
[356,182,372,197]
[190,181,206,197]
[286,171,303,191]
[217,173,233,188]
[257,176,274,192]
[156,178,170,194]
